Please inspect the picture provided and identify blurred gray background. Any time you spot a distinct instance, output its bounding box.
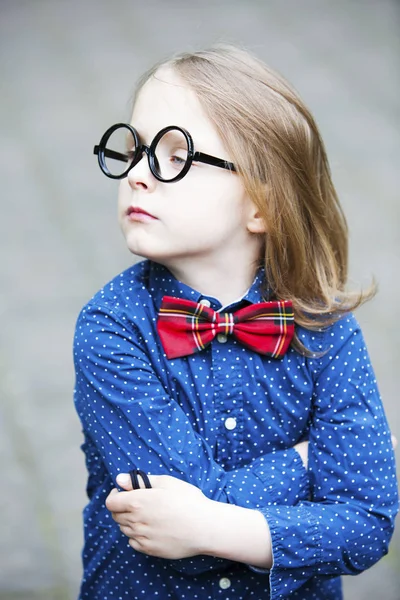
[0,1,399,599]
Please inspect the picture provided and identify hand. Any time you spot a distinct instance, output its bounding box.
[106,472,273,568]
[294,440,309,469]
[106,474,213,559]
[293,434,397,469]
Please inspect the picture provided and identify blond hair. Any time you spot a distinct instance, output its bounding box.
[134,45,375,353]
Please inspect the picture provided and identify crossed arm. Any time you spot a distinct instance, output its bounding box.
[107,432,396,568]
[107,442,308,568]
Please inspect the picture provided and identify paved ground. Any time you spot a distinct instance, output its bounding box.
[0,1,399,598]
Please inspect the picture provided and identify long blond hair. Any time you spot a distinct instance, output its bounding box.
[134,45,375,352]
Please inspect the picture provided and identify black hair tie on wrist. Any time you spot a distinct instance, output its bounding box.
[129,469,152,489]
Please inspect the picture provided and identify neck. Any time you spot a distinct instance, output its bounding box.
[163,255,261,307]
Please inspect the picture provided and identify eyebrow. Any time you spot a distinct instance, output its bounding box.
[132,125,184,143]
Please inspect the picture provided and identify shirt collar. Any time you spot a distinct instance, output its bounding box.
[239,267,267,305]
[148,260,268,312]
[148,262,203,310]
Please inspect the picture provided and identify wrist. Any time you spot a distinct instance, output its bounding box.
[201,500,272,568]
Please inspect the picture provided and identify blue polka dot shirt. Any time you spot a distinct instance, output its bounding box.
[73,260,398,599]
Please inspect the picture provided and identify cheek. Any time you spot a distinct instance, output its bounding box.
[117,181,134,228]
[118,181,129,210]
[194,183,247,228]
[179,173,245,212]
[174,192,247,245]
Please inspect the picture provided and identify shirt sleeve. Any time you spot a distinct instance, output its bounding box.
[258,314,399,599]
[73,302,309,575]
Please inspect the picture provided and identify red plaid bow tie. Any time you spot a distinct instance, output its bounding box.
[157,296,294,359]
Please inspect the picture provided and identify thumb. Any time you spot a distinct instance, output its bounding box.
[116,473,133,490]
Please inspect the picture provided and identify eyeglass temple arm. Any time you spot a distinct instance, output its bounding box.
[194,151,236,172]
[93,145,128,163]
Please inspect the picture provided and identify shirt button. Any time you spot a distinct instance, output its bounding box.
[219,577,231,590]
[224,417,237,431]
[199,298,211,307]
[216,333,228,343]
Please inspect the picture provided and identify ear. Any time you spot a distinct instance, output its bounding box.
[246,202,267,234]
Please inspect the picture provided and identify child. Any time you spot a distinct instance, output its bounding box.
[74,45,398,599]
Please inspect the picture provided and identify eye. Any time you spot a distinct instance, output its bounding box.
[168,147,188,169]
[170,154,186,166]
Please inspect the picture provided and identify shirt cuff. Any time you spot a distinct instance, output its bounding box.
[262,504,322,568]
[258,504,322,598]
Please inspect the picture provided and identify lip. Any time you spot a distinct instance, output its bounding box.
[126,206,157,222]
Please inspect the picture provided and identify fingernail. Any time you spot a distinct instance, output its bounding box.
[116,473,130,485]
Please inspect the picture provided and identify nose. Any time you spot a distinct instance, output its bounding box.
[127,146,157,191]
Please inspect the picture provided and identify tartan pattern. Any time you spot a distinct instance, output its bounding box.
[157,295,294,359]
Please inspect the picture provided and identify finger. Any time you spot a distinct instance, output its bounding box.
[116,472,156,491]
[105,489,134,513]
[145,474,164,488]
[105,488,120,512]
[119,524,134,538]
[116,473,133,491]
[391,434,398,450]
[128,537,141,551]
[128,536,148,553]
[119,522,147,538]
[132,471,154,489]
[111,512,133,526]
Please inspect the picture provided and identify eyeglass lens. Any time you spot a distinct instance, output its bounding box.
[102,126,189,181]
[102,127,135,177]
[153,129,189,180]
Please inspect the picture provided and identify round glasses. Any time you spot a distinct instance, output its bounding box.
[93,123,236,183]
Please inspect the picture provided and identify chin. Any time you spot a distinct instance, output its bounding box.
[125,242,151,259]
[124,241,165,263]
[122,231,149,258]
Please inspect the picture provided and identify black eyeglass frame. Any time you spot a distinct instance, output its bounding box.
[93,123,236,183]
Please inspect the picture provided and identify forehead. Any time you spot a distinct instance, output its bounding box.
[131,67,223,150]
